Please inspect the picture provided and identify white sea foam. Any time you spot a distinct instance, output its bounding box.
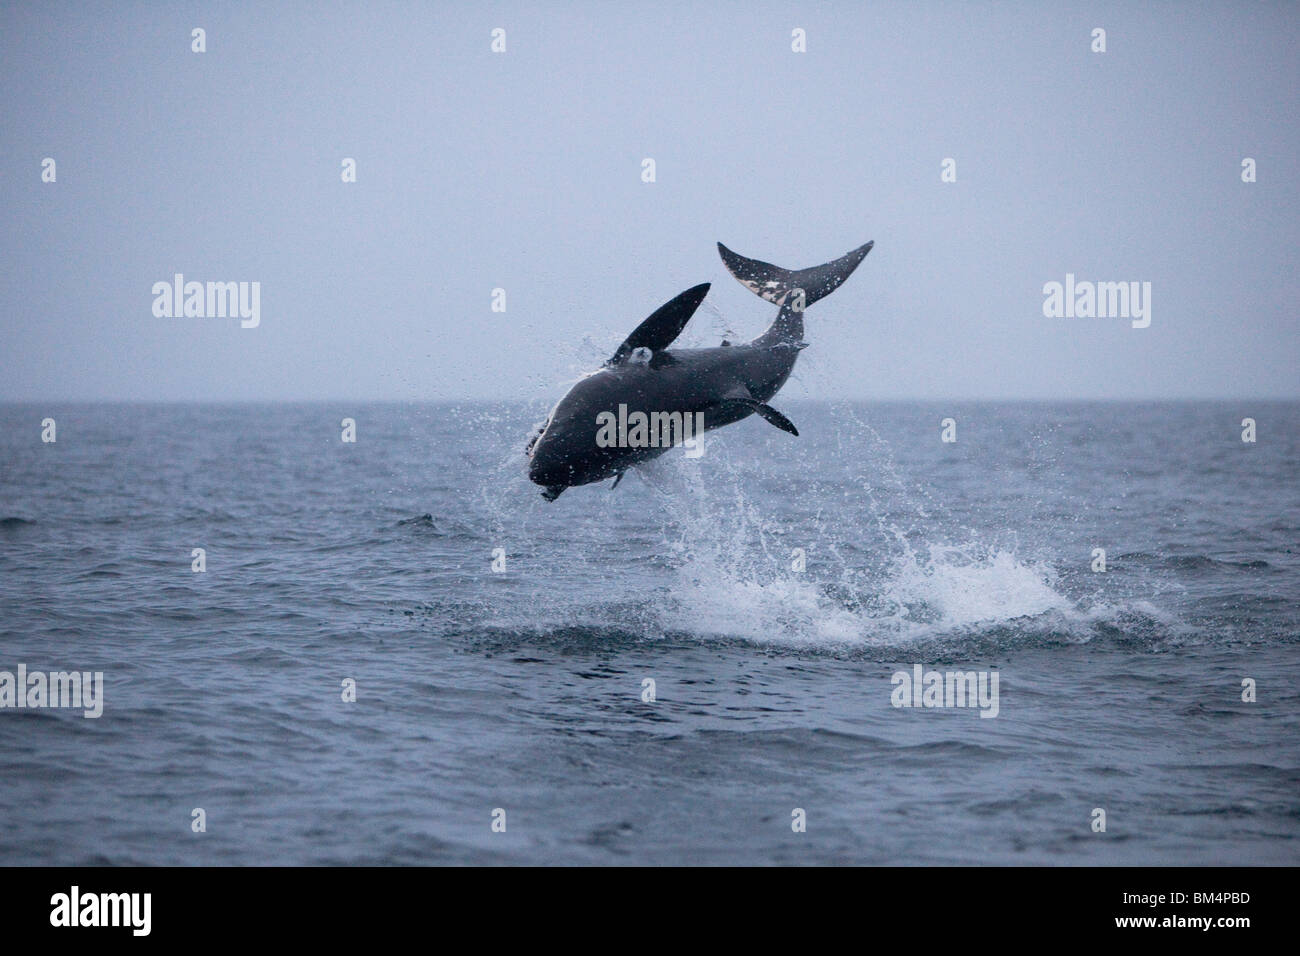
[641,434,1165,649]
[662,540,1090,648]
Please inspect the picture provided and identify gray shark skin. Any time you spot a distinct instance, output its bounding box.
[526,240,874,500]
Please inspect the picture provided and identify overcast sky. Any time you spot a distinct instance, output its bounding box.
[2,1,1296,401]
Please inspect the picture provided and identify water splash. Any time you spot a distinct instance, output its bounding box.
[452,395,1184,654]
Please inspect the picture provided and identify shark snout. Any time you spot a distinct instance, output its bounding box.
[527,426,578,487]
[527,410,621,493]
[527,446,567,487]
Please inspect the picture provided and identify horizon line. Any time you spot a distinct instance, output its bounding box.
[2,396,1298,405]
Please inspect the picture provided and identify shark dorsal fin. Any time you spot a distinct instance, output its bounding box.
[608,283,710,366]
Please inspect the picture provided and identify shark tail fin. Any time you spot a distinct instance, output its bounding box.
[717,240,873,311]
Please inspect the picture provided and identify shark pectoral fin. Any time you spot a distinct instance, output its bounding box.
[610,471,625,490]
[751,402,799,436]
[719,397,800,436]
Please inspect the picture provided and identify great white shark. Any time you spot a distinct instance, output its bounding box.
[526,240,874,500]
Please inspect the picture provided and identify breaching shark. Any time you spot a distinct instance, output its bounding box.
[526,240,874,500]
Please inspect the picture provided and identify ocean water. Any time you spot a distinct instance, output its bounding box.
[0,400,1296,865]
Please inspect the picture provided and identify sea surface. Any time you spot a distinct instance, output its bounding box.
[0,401,1296,865]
